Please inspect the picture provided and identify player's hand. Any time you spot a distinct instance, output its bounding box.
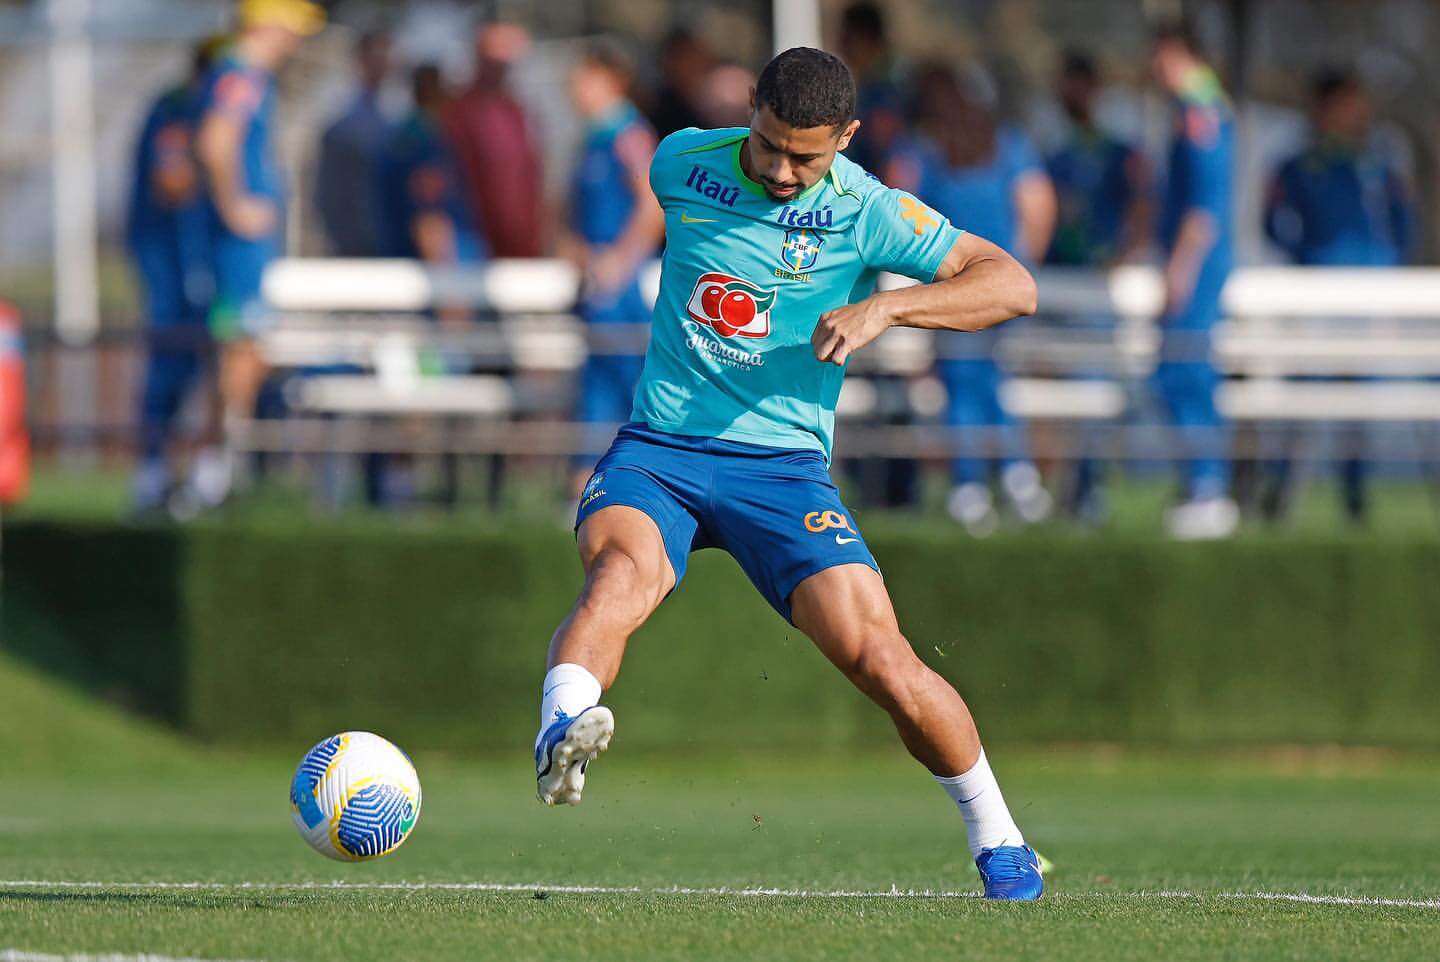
[811,296,895,366]
[224,195,278,240]
[585,249,633,297]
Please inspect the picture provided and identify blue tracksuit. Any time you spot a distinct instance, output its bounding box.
[1046,127,1143,511]
[127,82,212,460]
[570,103,657,459]
[889,127,1043,485]
[1157,68,1234,500]
[1264,141,1413,267]
[1262,140,1415,518]
[316,92,391,257]
[1047,127,1138,267]
[375,111,484,263]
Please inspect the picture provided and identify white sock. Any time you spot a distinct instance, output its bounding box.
[934,749,1026,858]
[536,663,602,743]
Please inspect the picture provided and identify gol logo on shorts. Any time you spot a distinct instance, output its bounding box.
[803,510,857,534]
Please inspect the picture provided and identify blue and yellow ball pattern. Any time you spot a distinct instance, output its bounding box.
[289,731,421,861]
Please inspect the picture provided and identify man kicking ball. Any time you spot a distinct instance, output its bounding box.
[535,47,1043,900]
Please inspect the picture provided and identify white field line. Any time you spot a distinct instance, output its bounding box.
[0,879,1437,910]
[1,952,267,962]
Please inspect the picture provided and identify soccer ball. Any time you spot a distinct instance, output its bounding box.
[289,731,422,861]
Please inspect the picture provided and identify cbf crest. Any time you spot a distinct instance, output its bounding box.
[779,227,824,273]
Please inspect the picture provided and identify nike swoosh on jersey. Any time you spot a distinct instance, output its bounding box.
[680,211,718,224]
[835,535,858,545]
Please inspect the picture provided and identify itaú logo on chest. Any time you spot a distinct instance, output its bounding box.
[686,272,777,338]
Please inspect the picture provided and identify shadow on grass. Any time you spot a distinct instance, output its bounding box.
[0,890,296,910]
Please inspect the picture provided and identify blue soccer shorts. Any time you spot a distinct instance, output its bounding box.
[575,422,880,623]
[210,230,279,342]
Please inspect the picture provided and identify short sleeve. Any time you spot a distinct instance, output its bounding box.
[854,186,965,281]
[615,122,658,183]
[207,67,264,123]
[1000,128,1044,183]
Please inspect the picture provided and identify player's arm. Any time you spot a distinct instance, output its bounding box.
[196,72,274,239]
[812,231,1036,366]
[1012,170,1057,265]
[1162,106,1226,317]
[1162,210,1216,317]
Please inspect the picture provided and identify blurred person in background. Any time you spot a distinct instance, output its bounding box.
[695,63,756,129]
[561,42,663,494]
[1151,22,1237,539]
[443,22,543,258]
[837,2,912,508]
[887,63,1056,536]
[314,30,393,257]
[194,0,324,511]
[838,1,907,175]
[1046,51,1149,268]
[1044,50,1151,523]
[1261,68,1417,524]
[127,37,224,515]
[646,28,714,137]
[377,64,485,266]
[370,63,487,508]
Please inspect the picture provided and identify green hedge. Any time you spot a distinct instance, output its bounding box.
[5,521,1439,751]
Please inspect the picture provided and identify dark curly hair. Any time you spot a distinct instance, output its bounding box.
[754,47,856,131]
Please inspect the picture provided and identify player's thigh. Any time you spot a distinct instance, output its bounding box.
[790,562,911,680]
[576,503,677,600]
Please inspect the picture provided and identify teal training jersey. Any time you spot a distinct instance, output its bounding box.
[631,126,964,457]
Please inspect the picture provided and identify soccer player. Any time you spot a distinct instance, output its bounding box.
[375,65,485,266]
[533,48,1044,900]
[1044,51,1151,523]
[1046,51,1149,269]
[194,0,323,508]
[885,64,1055,536]
[561,42,664,490]
[1261,68,1415,524]
[127,38,222,514]
[1151,23,1238,540]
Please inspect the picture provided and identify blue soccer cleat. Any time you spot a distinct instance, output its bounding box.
[535,705,614,806]
[976,844,1044,901]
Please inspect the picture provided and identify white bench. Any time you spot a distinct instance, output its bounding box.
[249,258,1440,458]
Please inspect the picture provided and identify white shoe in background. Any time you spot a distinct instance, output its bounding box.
[1164,496,1240,540]
[189,445,234,509]
[947,483,999,538]
[1002,462,1053,524]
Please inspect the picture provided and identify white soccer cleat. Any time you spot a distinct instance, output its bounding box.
[535,705,614,806]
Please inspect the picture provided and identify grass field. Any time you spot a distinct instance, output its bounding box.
[5,472,1440,961]
[2,723,1438,961]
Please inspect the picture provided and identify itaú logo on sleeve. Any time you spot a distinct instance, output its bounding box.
[686,272,777,339]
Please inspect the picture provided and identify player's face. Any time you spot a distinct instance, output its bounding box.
[744,104,859,202]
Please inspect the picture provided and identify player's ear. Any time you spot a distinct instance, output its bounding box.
[836,118,861,151]
[748,85,757,113]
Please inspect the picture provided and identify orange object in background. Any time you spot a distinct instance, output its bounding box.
[0,301,29,504]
